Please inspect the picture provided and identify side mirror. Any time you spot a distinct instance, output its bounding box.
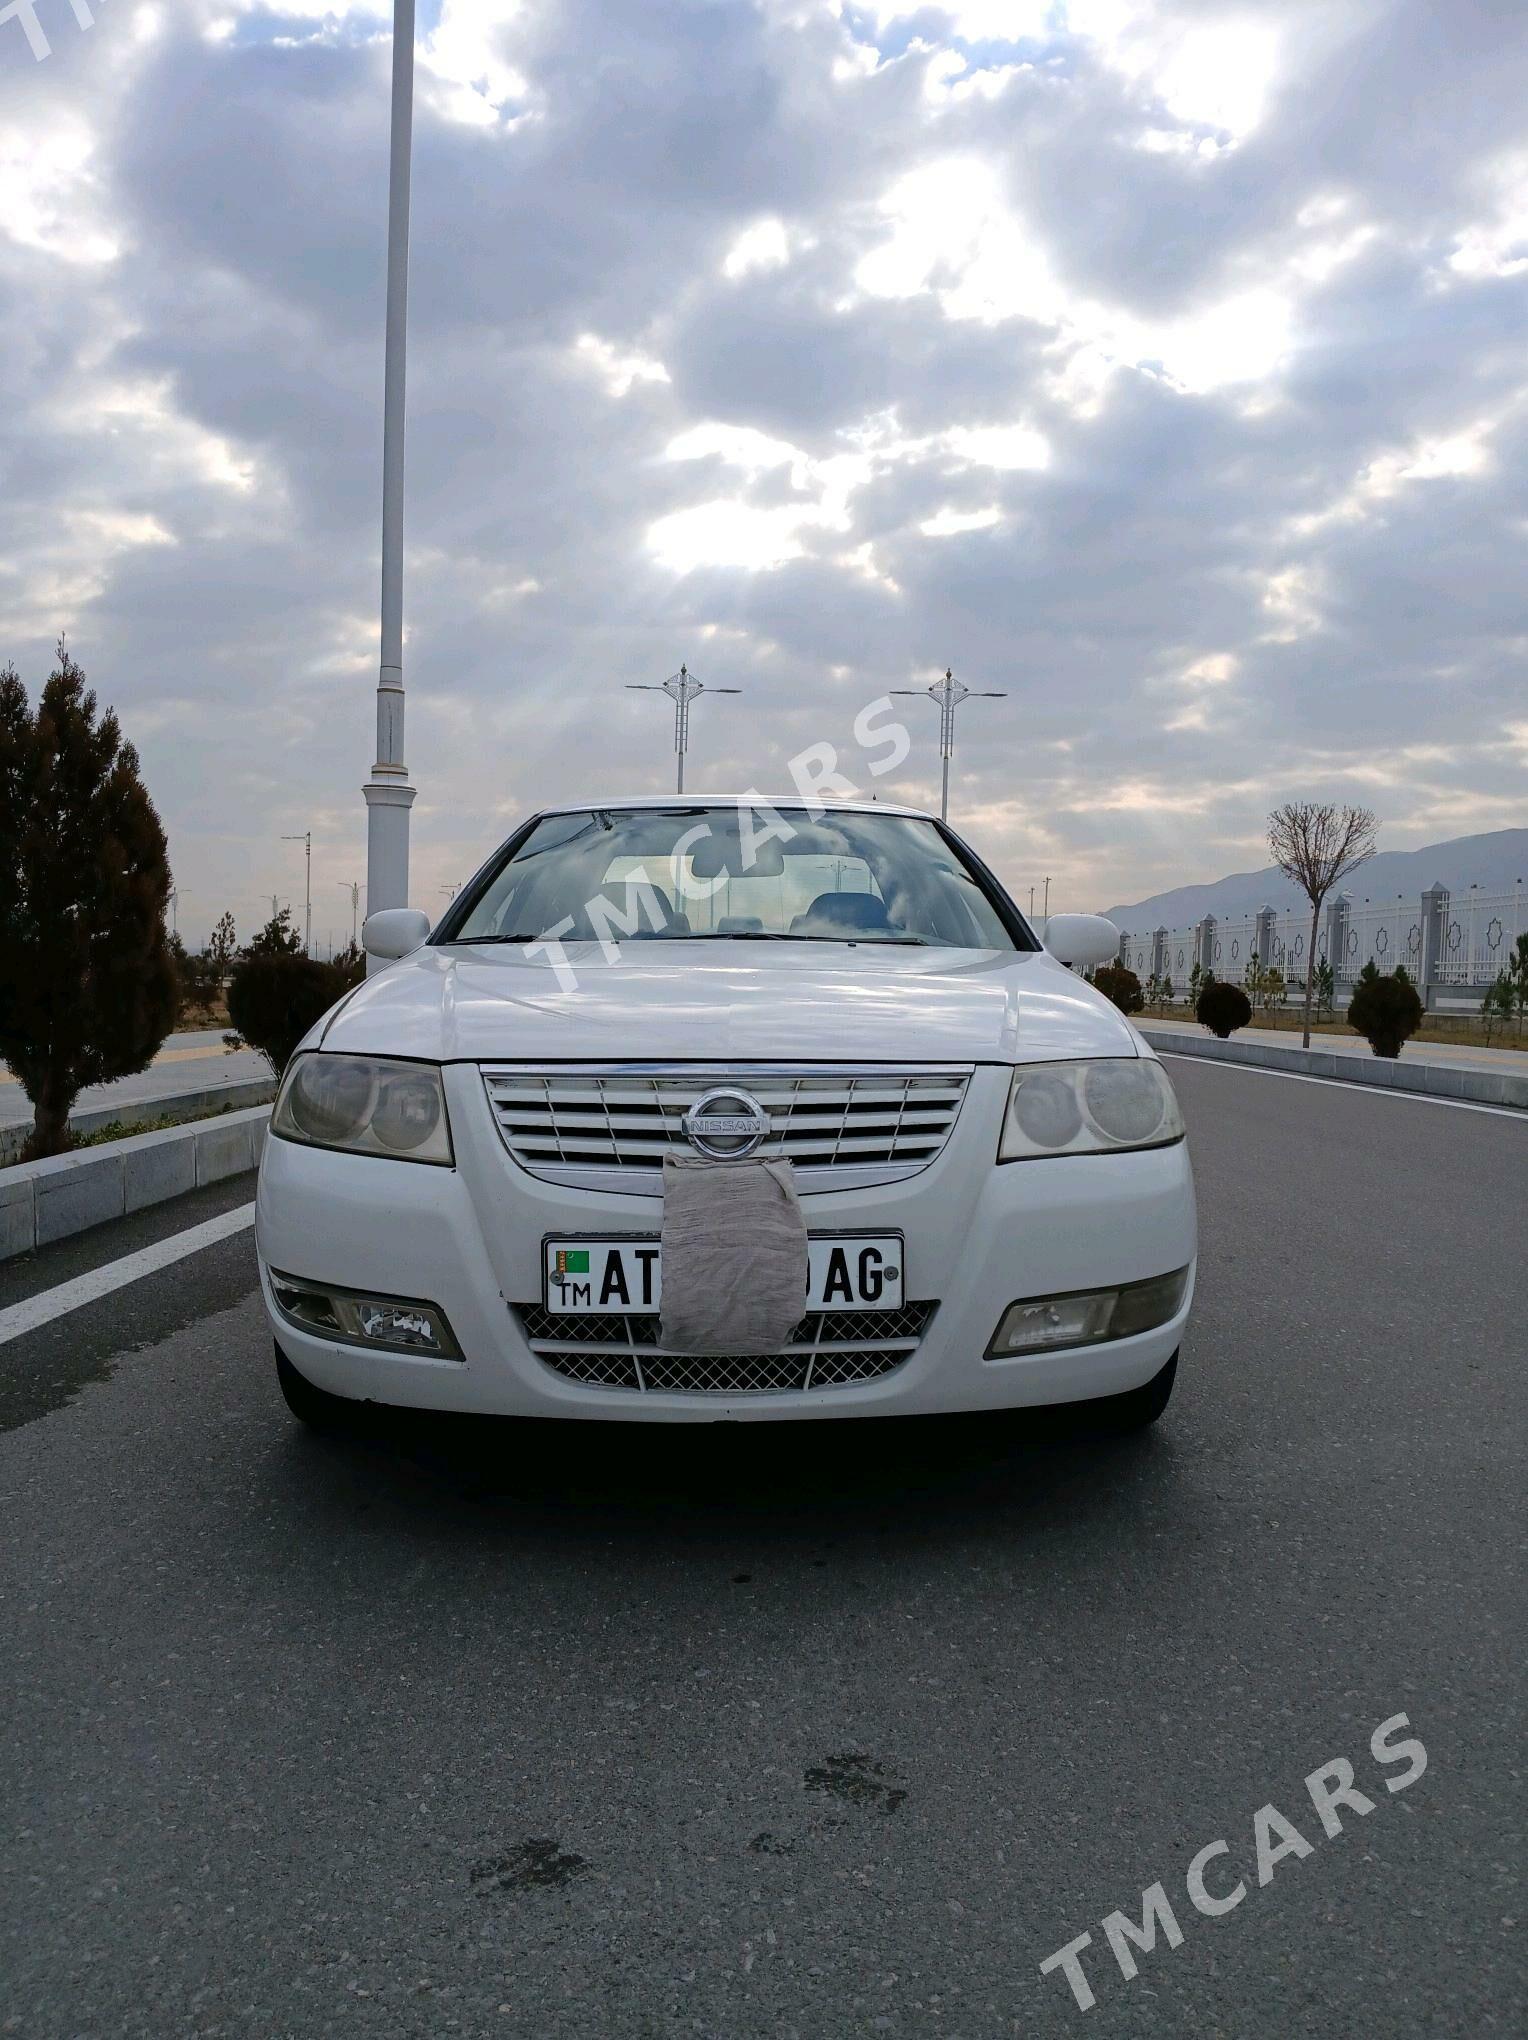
[1041,913,1120,971]
[363,907,432,961]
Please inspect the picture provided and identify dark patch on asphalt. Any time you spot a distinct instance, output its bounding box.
[470,1839,590,1892]
[0,1229,260,1437]
[748,1831,794,1855]
[804,1751,907,1814]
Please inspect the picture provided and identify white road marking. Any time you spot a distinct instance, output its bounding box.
[0,1202,256,1346]
[1159,1054,1526,1120]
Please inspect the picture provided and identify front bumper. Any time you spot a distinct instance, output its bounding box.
[254,1064,1197,1424]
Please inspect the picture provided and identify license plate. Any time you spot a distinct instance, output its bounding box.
[542,1235,904,1316]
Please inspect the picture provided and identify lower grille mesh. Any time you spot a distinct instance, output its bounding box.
[517,1301,934,1396]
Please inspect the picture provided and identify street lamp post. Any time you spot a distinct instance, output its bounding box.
[336,880,364,949]
[363,0,418,962]
[891,667,1007,821]
[283,831,313,953]
[626,664,741,794]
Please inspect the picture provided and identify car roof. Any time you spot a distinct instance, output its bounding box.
[535,794,937,820]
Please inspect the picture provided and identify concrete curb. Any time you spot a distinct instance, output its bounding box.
[0,1074,276,1164]
[1140,1028,1528,1110]
[1,1106,269,1261]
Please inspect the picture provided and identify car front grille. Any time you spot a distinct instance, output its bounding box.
[516,1301,935,1396]
[480,1065,971,1194]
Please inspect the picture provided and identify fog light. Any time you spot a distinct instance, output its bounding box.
[985,1268,1188,1359]
[989,1293,1114,1355]
[269,1271,461,1360]
[345,1300,449,1352]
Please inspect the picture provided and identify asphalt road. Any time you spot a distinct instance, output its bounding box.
[1,1062,1523,2038]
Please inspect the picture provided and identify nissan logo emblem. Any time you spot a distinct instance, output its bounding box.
[682,1087,771,1160]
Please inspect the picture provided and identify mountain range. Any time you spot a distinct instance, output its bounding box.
[1098,829,1527,930]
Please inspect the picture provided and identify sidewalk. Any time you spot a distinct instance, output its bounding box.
[1142,1016,1528,1078]
[1,1029,271,1137]
[1141,1019,1528,1110]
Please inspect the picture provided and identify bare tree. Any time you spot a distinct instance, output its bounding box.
[1267,803,1378,1047]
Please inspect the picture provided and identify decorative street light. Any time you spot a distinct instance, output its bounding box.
[282,831,313,953]
[336,880,364,950]
[626,664,741,794]
[363,0,418,963]
[891,667,1007,821]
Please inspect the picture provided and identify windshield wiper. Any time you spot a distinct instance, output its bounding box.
[447,932,552,945]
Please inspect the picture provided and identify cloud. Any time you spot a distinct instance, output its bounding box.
[0,0,1523,941]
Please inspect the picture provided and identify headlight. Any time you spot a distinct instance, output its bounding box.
[272,1054,454,1165]
[999,1058,1183,1161]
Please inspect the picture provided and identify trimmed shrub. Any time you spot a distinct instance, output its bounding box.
[1092,963,1144,1015]
[0,645,177,1159]
[1347,963,1423,1060]
[331,941,366,994]
[226,952,350,1074]
[1196,980,1252,1039]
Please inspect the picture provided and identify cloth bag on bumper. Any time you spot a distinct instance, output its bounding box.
[658,1153,808,1355]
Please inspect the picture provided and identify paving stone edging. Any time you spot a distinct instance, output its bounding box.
[1140,1027,1528,1109]
[0,1106,270,1261]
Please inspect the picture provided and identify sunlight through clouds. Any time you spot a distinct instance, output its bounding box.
[919,504,1003,536]
[723,217,792,278]
[572,334,672,397]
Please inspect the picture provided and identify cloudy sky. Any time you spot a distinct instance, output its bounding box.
[2,0,1525,947]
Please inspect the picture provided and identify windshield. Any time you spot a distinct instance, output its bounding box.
[442,806,1024,951]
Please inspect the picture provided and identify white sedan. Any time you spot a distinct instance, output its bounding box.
[255,798,1195,1430]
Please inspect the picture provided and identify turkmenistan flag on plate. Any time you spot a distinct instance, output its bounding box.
[555,1249,590,1277]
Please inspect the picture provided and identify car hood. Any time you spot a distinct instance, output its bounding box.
[318,942,1143,1066]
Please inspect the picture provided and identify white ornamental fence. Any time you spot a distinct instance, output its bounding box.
[1430,887,1525,985]
[1114,879,1525,1005]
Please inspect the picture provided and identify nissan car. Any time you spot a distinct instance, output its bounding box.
[255,799,1195,1431]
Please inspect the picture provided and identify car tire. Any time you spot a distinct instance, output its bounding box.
[1089,1349,1178,1432]
[274,1341,352,1432]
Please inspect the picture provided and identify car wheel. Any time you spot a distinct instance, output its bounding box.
[1089,1350,1178,1432]
[274,1341,353,1432]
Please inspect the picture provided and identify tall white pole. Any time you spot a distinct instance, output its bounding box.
[364,0,417,964]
